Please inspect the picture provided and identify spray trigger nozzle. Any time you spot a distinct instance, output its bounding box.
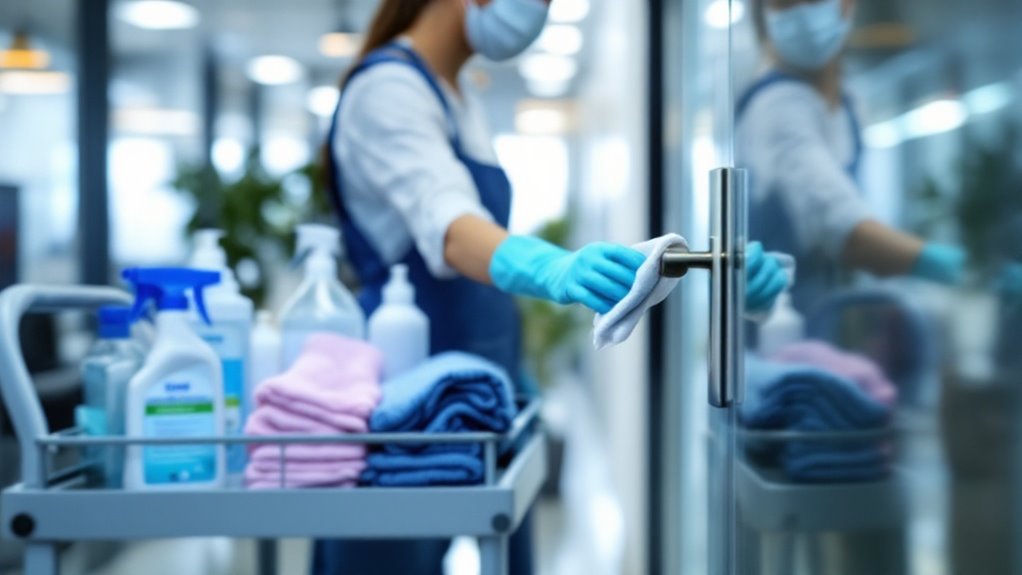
[122,268,222,325]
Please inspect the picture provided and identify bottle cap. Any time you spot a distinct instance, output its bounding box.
[295,224,340,277]
[190,229,227,270]
[190,229,241,292]
[382,264,415,305]
[97,306,132,339]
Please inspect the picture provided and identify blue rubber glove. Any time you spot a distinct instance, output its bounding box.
[490,236,646,314]
[910,243,965,285]
[745,241,789,314]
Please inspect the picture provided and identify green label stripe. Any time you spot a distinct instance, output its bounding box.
[225,397,241,408]
[146,403,214,416]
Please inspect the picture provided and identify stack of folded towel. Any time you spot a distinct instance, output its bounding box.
[363,352,516,487]
[770,340,898,407]
[244,334,383,489]
[743,351,892,483]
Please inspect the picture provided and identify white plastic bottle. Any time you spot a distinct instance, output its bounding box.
[369,265,430,379]
[121,268,226,491]
[77,305,144,488]
[250,310,283,393]
[758,291,804,358]
[187,229,254,487]
[279,224,365,368]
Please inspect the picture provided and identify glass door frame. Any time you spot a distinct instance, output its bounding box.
[648,0,744,573]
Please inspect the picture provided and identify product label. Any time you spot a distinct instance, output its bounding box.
[194,321,249,477]
[143,366,218,485]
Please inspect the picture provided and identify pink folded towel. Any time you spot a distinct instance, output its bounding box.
[245,405,369,435]
[249,443,367,464]
[245,462,364,490]
[244,333,383,490]
[253,333,384,429]
[770,341,898,407]
[248,459,366,475]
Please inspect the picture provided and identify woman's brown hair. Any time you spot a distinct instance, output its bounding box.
[320,0,433,210]
[355,0,433,64]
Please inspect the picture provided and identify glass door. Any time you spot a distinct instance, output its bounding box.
[662,0,1022,574]
[659,0,743,573]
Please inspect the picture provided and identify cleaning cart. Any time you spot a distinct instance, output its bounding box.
[0,284,547,575]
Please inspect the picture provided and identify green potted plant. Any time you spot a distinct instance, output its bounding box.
[172,150,333,307]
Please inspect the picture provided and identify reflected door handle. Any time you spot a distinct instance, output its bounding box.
[660,168,747,408]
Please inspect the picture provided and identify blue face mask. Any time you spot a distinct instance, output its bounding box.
[766,0,852,71]
[465,0,549,62]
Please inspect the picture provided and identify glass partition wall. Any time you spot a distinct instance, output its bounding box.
[660,0,1022,573]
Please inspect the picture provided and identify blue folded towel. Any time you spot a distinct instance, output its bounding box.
[363,352,517,487]
[742,355,892,482]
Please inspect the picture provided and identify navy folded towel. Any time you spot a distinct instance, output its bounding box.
[742,355,892,482]
[363,352,516,487]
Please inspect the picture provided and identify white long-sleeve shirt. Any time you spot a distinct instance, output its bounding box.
[736,78,871,259]
[332,45,498,279]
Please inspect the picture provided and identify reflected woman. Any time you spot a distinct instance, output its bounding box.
[739,0,965,313]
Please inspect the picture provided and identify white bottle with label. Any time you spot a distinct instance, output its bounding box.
[280,224,365,368]
[369,264,430,379]
[122,268,226,491]
[187,229,254,487]
[250,310,283,391]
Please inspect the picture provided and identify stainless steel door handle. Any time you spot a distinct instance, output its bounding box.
[660,168,747,408]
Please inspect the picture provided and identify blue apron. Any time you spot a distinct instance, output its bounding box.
[738,70,864,316]
[313,43,532,575]
[327,43,522,382]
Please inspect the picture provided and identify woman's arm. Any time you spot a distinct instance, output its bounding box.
[841,219,925,277]
[443,214,509,284]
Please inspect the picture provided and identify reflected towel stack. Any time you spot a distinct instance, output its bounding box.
[743,353,893,483]
[244,334,383,489]
[770,340,898,407]
[363,352,517,487]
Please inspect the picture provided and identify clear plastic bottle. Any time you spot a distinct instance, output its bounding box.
[369,265,429,379]
[250,310,283,392]
[187,229,254,487]
[280,224,365,368]
[77,306,144,488]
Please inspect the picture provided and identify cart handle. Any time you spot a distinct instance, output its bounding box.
[0,284,132,488]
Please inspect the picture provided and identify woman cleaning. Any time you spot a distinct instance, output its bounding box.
[739,0,966,314]
[320,0,789,572]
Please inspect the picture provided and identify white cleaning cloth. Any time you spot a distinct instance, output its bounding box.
[593,234,688,350]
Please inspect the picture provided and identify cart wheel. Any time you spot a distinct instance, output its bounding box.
[11,513,34,538]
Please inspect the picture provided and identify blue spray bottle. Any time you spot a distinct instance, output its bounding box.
[121,268,227,490]
[77,305,144,488]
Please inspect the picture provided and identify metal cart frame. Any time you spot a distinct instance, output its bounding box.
[0,285,547,575]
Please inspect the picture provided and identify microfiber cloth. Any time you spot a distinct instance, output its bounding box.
[743,354,892,482]
[245,404,370,435]
[593,234,688,350]
[245,459,366,490]
[369,352,515,434]
[249,443,367,463]
[363,352,516,487]
[245,333,382,490]
[253,333,383,430]
[770,340,898,407]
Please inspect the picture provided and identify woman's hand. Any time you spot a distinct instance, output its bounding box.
[489,236,645,314]
[746,242,790,313]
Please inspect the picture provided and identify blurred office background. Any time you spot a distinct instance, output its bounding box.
[0,0,1019,574]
